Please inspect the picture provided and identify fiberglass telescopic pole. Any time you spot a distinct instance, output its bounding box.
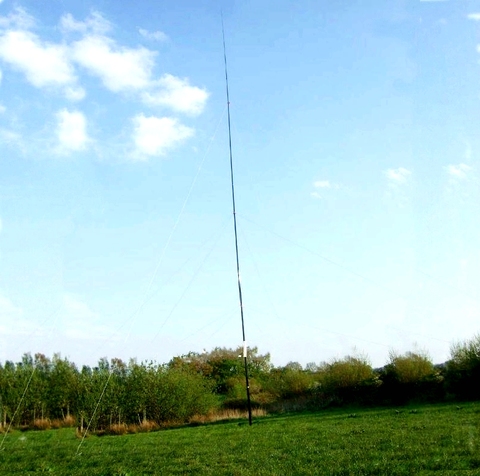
[222,19,253,426]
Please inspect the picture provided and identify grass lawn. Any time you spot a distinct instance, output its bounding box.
[1,402,479,475]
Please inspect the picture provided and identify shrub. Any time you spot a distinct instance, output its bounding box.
[189,408,266,425]
[380,351,442,404]
[125,421,159,434]
[50,419,63,429]
[262,363,315,401]
[137,420,159,432]
[31,418,51,431]
[106,423,128,435]
[63,415,76,427]
[145,368,219,424]
[446,334,480,400]
[386,351,436,384]
[315,355,378,405]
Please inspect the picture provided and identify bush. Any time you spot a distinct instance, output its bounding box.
[446,334,480,400]
[262,363,315,402]
[63,415,76,427]
[380,351,443,404]
[316,355,379,405]
[145,368,219,424]
[31,418,51,431]
[106,423,128,435]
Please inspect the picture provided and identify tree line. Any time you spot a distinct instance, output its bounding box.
[1,334,479,432]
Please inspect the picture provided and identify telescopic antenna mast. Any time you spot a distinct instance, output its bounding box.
[222,18,253,426]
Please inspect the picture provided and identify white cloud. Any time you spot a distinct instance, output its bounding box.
[142,74,209,115]
[384,167,412,184]
[0,295,22,318]
[0,294,26,335]
[55,109,89,152]
[60,11,111,35]
[0,127,21,144]
[444,163,472,180]
[467,13,480,21]
[465,143,472,161]
[0,68,2,84]
[139,28,168,42]
[64,86,86,101]
[314,180,332,189]
[1,9,209,117]
[131,114,194,159]
[62,294,110,340]
[72,34,155,92]
[0,7,35,30]
[0,30,80,96]
[311,179,340,198]
[0,104,5,113]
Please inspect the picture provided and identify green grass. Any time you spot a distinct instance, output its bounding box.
[1,402,480,475]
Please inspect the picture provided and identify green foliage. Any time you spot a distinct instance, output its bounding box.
[446,334,480,400]
[0,355,219,432]
[1,336,479,433]
[320,355,375,389]
[385,351,436,384]
[262,362,315,401]
[380,351,442,404]
[144,366,218,423]
[168,346,272,394]
[316,355,378,405]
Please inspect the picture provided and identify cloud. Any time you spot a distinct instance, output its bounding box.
[72,34,155,92]
[55,109,89,152]
[0,104,5,113]
[0,295,22,319]
[142,74,209,115]
[384,167,412,184]
[311,179,340,198]
[467,13,480,21]
[139,28,168,42]
[0,294,27,335]
[62,294,110,340]
[0,7,35,30]
[65,12,207,113]
[0,29,83,98]
[465,143,472,161]
[444,163,472,180]
[1,9,208,115]
[0,9,208,161]
[60,11,111,35]
[0,217,2,234]
[0,127,21,144]
[314,180,332,189]
[131,114,194,159]
[64,86,86,101]
[311,179,340,199]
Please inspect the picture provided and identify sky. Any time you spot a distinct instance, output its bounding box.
[1,0,479,369]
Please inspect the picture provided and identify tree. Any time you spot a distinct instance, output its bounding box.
[446,334,480,400]
[380,351,442,404]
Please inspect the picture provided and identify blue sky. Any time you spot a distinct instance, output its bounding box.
[1,0,479,368]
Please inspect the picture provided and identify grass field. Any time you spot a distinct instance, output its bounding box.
[1,402,479,475]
